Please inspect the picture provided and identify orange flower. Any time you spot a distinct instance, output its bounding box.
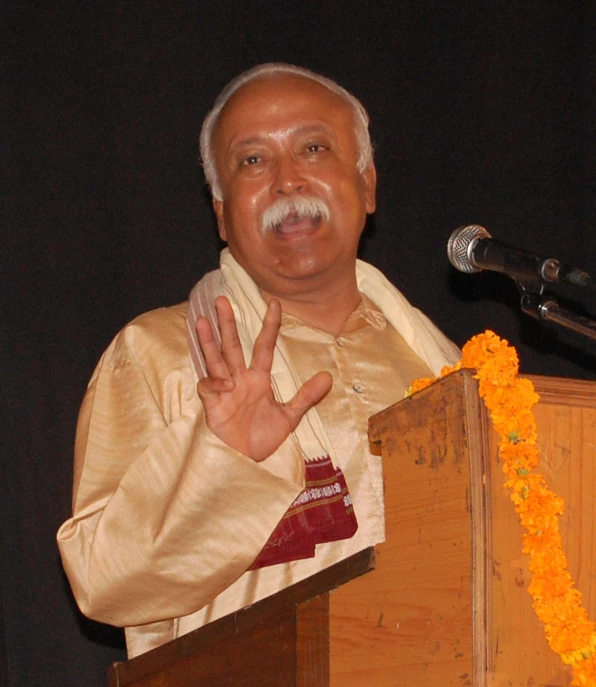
[407,377,436,395]
[573,650,596,685]
[409,330,596,684]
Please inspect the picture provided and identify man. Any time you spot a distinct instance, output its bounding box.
[57,63,459,658]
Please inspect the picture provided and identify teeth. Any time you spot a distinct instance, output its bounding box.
[261,197,330,233]
[273,214,321,234]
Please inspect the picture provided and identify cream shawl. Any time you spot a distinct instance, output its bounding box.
[186,248,460,467]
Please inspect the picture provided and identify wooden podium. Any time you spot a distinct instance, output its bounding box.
[108,371,596,687]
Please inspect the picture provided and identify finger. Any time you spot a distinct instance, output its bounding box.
[215,296,247,372]
[283,371,333,430]
[197,376,235,397]
[196,316,231,380]
[250,299,282,372]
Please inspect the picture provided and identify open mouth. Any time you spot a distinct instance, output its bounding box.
[273,211,322,235]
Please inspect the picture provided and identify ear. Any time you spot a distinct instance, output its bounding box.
[362,163,377,214]
[212,199,227,241]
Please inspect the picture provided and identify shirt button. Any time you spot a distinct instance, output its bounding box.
[352,384,364,394]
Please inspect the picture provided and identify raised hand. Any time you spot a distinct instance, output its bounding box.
[195,296,332,462]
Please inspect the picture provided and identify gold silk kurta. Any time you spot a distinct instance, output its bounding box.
[58,290,452,658]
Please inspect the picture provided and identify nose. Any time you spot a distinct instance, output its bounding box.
[271,156,306,196]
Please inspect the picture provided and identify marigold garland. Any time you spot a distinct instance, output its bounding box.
[408,331,596,686]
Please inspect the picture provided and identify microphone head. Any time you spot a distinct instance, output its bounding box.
[447,224,492,273]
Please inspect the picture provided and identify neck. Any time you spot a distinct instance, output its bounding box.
[260,277,361,336]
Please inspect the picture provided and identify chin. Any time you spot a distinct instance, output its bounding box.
[278,255,350,289]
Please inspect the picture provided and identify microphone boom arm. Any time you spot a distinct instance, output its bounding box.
[517,282,596,342]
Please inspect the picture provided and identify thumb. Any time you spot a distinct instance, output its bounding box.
[283,371,333,429]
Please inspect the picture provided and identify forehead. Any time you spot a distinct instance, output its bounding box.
[212,74,357,149]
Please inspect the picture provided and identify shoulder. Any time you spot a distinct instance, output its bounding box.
[105,302,190,371]
[90,302,200,414]
[126,301,188,342]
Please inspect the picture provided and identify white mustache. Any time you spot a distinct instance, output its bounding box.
[261,196,331,233]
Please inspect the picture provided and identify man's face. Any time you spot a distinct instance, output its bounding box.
[211,74,376,300]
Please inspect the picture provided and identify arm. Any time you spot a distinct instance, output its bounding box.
[57,306,309,627]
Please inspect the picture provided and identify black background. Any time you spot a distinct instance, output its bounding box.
[4,2,595,685]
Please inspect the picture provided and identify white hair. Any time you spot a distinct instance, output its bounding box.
[261,195,331,233]
[200,62,374,201]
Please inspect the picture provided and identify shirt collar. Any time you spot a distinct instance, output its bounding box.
[280,293,387,335]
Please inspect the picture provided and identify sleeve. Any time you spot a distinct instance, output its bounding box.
[57,311,305,627]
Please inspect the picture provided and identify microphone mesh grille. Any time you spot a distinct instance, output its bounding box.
[447,225,491,273]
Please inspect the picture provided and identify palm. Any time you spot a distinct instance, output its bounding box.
[195,297,331,462]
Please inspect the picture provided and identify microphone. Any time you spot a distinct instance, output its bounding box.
[447,225,592,287]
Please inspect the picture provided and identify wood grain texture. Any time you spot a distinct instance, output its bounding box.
[329,370,596,687]
[297,594,330,686]
[329,371,486,686]
[107,371,596,686]
[488,376,596,686]
[529,374,596,408]
[107,549,374,686]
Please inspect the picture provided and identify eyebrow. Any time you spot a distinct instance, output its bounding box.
[291,124,335,138]
[229,124,336,156]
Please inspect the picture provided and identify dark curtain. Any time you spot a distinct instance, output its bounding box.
[4,2,595,685]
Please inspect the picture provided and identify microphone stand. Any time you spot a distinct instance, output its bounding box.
[516,281,596,342]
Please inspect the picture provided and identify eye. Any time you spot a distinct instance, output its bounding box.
[305,143,328,154]
[240,154,261,167]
